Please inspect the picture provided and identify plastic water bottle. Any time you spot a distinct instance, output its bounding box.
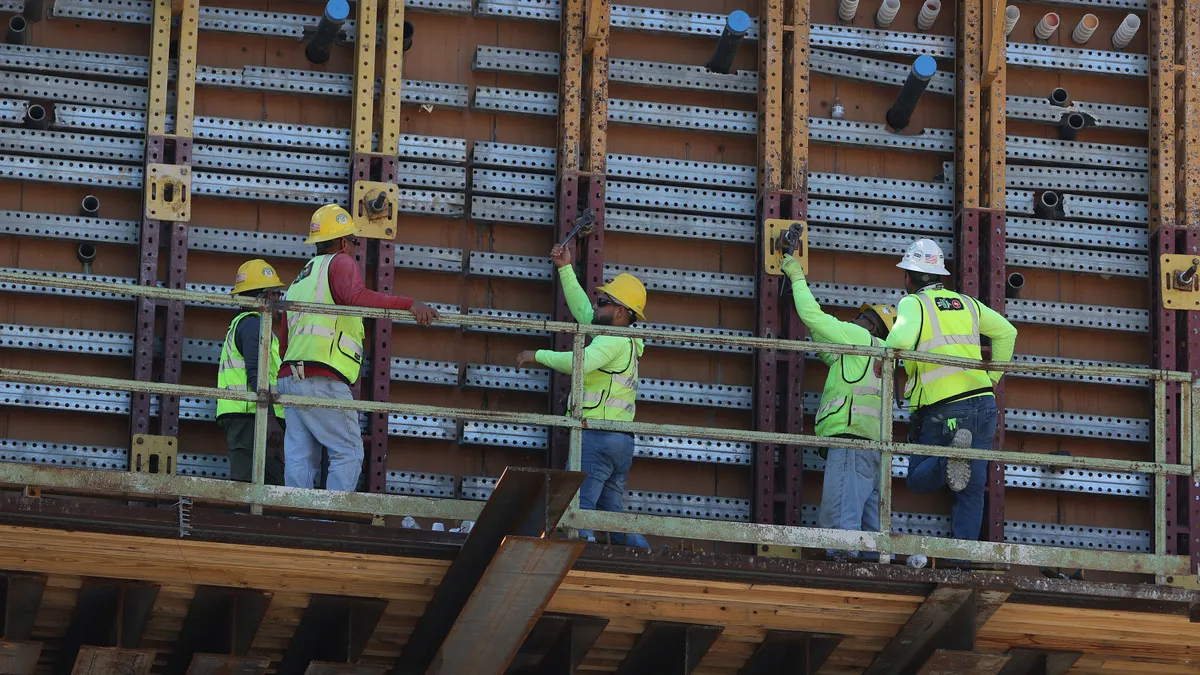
[432,522,445,532]
[907,554,929,568]
[400,516,420,529]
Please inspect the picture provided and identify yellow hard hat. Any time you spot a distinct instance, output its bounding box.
[860,303,897,331]
[597,273,648,321]
[232,259,284,295]
[305,204,360,244]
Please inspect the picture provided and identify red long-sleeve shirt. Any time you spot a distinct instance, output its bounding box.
[279,253,414,382]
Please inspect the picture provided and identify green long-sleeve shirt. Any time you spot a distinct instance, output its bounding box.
[535,265,644,375]
[885,284,1018,384]
[781,256,874,359]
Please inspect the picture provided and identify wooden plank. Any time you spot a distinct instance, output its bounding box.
[737,631,841,675]
[917,650,1010,675]
[996,649,1080,675]
[0,641,41,675]
[614,622,723,675]
[863,588,977,675]
[70,647,155,675]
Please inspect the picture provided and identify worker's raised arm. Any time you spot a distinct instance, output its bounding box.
[551,244,595,324]
[975,298,1018,382]
[884,295,922,350]
[781,256,863,347]
[531,335,629,375]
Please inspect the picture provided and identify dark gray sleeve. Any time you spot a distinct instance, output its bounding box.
[234,314,262,388]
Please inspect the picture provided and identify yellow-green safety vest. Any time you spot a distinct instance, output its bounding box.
[283,254,365,384]
[216,311,285,419]
[579,338,639,422]
[814,336,886,440]
[904,287,994,408]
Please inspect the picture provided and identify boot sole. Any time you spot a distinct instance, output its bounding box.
[946,428,973,492]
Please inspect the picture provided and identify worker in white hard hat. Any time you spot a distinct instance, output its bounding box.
[216,259,287,485]
[780,244,896,562]
[516,243,650,549]
[886,238,1017,563]
[277,204,441,492]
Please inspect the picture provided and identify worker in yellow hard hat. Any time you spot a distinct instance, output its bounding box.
[780,244,895,563]
[277,204,441,492]
[516,242,649,549]
[216,259,287,485]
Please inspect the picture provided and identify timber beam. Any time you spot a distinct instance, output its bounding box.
[0,574,46,675]
[56,580,159,675]
[507,614,608,675]
[996,649,1081,675]
[737,630,841,675]
[862,587,977,675]
[165,587,272,675]
[612,621,723,675]
[275,595,387,675]
[916,650,1009,675]
[394,468,584,675]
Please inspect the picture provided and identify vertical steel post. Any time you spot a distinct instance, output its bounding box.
[132,0,197,442]
[251,298,273,491]
[550,0,586,470]
[779,0,810,527]
[878,355,895,558]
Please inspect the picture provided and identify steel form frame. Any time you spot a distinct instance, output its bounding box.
[0,269,1196,577]
[345,0,406,494]
[1150,0,1200,577]
[131,0,199,440]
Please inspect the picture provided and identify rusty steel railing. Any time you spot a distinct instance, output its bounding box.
[0,270,1196,577]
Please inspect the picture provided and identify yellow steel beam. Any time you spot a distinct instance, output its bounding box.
[379,0,405,156]
[1149,0,1177,233]
[784,0,809,194]
[757,0,783,194]
[557,0,584,173]
[981,0,1004,87]
[1178,0,1200,229]
[146,0,171,136]
[351,0,379,154]
[981,24,1005,212]
[173,0,199,138]
[956,0,982,211]
[582,0,609,174]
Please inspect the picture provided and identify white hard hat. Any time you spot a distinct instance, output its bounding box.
[897,238,950,275]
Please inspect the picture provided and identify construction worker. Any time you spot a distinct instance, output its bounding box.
[781,250,895,562]
[216,259,287,485]
[277,204,440,492]
[886,238,1018,555]
[515,243,649,548]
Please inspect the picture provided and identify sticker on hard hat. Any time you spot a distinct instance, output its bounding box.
[934,297,964,311]
[235,273,247,283]
[923,253,939,263]
[261,268,274,277]
[335,213,349,224]
[310,222,321,232]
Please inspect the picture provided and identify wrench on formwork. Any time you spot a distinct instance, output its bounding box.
[559,208,597,247]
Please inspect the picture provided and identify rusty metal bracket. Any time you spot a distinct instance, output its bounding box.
[1160,254,1200,309]
[144,164,191,222]
[129,434,177,475]
[763,218,806,276]
[352,180,399,239]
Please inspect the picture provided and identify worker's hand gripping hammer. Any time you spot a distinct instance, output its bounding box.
[779,221,805,258]
[559,208,597,247]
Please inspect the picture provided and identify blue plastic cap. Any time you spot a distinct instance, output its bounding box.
[727,10,752,34]
[325,0,350,22]
[912,54,937,79]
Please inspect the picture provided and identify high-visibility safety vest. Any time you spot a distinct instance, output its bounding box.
[282,254,365,384]
[904,287,994,408]
[216,312,285,419]
[580,338,640,422]
[814,336,886,440]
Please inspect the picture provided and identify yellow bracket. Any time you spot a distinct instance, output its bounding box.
[130,434,177,475]
[584,0,609,53]
[1159,254,1200,310]
[145,164,192,221]
[763,218,807,276]
[352,181,399,239]
[756,544,804,559]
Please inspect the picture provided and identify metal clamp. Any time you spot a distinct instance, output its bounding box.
[352,180,399,239]
[144,163,191,221]
[130,433,176,474]
[1160,255,1200,310]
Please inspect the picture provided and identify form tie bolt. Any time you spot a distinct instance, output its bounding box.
[1177,258,1200,286]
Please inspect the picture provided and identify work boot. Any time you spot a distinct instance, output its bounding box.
[945,428,974,492]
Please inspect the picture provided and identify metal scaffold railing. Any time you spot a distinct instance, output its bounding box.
[0,269,1196,577]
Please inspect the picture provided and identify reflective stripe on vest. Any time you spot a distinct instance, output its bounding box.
[814,334,886,440]
[575,338,640,421]
[216,311,285,419]
[282,254,366,384]
[904,289,993,407]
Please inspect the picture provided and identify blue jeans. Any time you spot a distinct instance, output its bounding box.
[819,446,881,559]
[577,430,650,548]
[905,395,999,542]
[277,376,363,492]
